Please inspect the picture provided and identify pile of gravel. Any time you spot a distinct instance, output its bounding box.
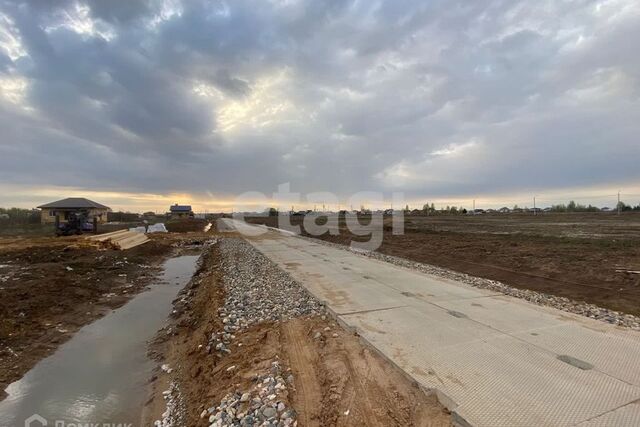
[154,381,185,427]
[158,237,322,426]
[206,238,323,356]
[299,235,640,330]
[199,239,318,425]
[201,361,297,427]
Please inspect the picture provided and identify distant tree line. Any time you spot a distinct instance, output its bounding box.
[0,207,40,224]
[421,203,467,215]
[412,200,640,214]
[550,200,640,212]
[549,201,600,212]
[616,201,640,212]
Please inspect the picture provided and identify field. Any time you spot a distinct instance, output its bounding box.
[1,224,452,426]
[245,213,640,317]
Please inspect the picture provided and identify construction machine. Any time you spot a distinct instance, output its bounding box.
[55,211,95,236]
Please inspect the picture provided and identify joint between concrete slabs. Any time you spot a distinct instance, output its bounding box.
[338,305,408,316]
[577,398,640,425]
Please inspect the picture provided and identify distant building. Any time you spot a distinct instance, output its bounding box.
[37,198,110,224]
[169,204,193,218]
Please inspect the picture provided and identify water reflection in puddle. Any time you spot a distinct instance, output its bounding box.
[0,254,199,427]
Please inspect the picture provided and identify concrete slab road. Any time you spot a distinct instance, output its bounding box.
[219,218,640,426]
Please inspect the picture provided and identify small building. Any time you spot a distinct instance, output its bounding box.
[169,204,193,218]
[37,198,110,224]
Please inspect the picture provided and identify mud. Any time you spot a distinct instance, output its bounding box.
[145,242,451,426]
[0,232,211,398]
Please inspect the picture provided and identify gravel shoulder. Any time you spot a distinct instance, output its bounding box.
[145,237,451,426]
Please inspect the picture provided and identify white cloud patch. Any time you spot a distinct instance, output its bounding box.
[0,11,26,60]
[44,2,116,40]
[0,74,27,104]
[430,140,479,158]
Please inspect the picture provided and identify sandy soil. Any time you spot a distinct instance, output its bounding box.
[0,231,210,398]
[245,213,640,317]
[145,241,451,426]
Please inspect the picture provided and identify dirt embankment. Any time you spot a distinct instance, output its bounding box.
[0,234,184,397]
[145,239,450,426]
[246,214,640,317]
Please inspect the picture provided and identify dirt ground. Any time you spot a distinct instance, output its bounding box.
[165,218,210,233]
[0,231,210,398]
[145,241,451,426]
[246,213,640,317]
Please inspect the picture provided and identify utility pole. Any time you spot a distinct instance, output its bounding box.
[618,191,621,216]
[533,196,537,216]
[473,199,475,214]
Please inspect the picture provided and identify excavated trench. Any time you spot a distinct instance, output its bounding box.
[0,253,200,426]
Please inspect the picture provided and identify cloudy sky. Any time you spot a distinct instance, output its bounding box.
[0,0,639,212]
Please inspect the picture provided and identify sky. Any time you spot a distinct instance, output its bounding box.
[0,0,639,212]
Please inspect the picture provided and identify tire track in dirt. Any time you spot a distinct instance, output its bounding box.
[282,319,322,426]
[342,351,384,427]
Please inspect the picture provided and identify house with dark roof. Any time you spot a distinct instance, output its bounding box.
[37,198,111,224]
[169,204,193,218]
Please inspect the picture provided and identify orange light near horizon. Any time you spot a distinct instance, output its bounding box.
[1,183,639,213]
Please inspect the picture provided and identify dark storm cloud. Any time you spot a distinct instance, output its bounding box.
[0,51,10,71]
[0,0,639,206]
[210,69,250,98]
[85,0,152,24]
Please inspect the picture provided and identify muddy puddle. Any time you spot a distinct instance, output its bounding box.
[0,254,199,427]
